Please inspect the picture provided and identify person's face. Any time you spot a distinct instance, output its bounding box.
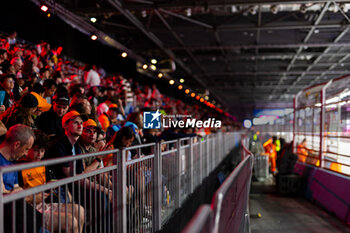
[12,136,34,161]
[53,102,69,117]
[29,106,37,115]
[3,78,15,90]
[109,109,118,119]
[65,116,83,137]
[27,146,45,162]
[122,136,134,147]
[42,71,50,79]
[33,109,42,117]
[81,127,97,145]
[94,134,106,151]
[45,85,56,97]
[17,78,25,87]
[14,60,23,72]
[0,52,8,60]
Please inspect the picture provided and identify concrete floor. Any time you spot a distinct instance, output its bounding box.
[250,177,350,233]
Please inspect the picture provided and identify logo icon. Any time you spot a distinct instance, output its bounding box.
[143,110,162,129]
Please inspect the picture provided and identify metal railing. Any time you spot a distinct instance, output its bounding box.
[0,132,240,233]
[182,136,254,233]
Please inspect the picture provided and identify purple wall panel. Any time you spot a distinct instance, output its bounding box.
[294,162,350,224]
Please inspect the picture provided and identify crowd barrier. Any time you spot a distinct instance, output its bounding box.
[182,137,254,233]
[0,132,240,233]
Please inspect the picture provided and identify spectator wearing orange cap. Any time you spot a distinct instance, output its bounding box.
[78,119,104,170]
[98,103,124,131]
[45,110,88,179]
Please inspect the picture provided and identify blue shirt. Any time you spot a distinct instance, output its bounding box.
[0,153,18,190]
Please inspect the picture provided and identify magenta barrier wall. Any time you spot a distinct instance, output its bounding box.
[294,162,350,224]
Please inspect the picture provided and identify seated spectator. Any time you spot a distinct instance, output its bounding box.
[0,124,44,233]
[19,130,84,233]
[43,78,57,104]
[98,104,124,131]
[94,129,106,152]
[0,73,16,110]
[36,93,69,139]
[1,93,38,129]
[70,93,92,115]
[0,124,34,192]
[78,119,104,170]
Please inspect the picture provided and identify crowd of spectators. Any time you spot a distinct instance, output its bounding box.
[0,30,236,232]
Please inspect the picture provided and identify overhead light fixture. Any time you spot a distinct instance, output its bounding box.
[248,5,257,15]
[270,5,279,14]
[91,34,98,40]
[121,52,128,58]
[90,17,97,23]
[185,89,190,94]
[141,10,147,18]
[196,96,200,100]
[314,29,319,34]
[178,85,183,90]
[150,65,157,71]
[300,4,307,13]
[47,13,51,18]
[185,8,192,17]
[142,64,148,70]
[340,3,348,13]
[200,98,204,102]
[151,59,157,64]
[179,78,185,83]
[169,80,175,85]
[158,73,163,78]
[41,5,49,12]
[204,96,209,100]
[191,93,196,97]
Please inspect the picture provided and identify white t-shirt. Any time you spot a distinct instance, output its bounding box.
[85,69,101,87]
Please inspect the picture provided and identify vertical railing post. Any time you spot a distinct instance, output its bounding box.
[115,150,126,233]
[0,169,3,233]
[153,143,162,231]
[320,80,332,168]
[206,136,210,176]
[189,138,194,193]
[175,139,181,208]
[199,138,203,184]
[211,136,215,170]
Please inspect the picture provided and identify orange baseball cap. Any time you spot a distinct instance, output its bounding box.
[31,92,51,112]
[109,104,118,110]
[83,119,102,132]
[62,110,88,126]
[83,119,97,128]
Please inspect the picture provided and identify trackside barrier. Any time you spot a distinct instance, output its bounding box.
[182,136,254,233]
[0,132,240,233]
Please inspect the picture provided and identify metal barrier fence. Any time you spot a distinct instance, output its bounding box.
[182,136,254,233]
[0,132,240,233]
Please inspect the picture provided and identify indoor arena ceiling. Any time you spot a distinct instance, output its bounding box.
[41,0,350,119]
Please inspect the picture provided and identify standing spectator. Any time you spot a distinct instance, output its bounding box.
[36,93,69,139]
[7,31,17,46]
[84,65,100,87]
